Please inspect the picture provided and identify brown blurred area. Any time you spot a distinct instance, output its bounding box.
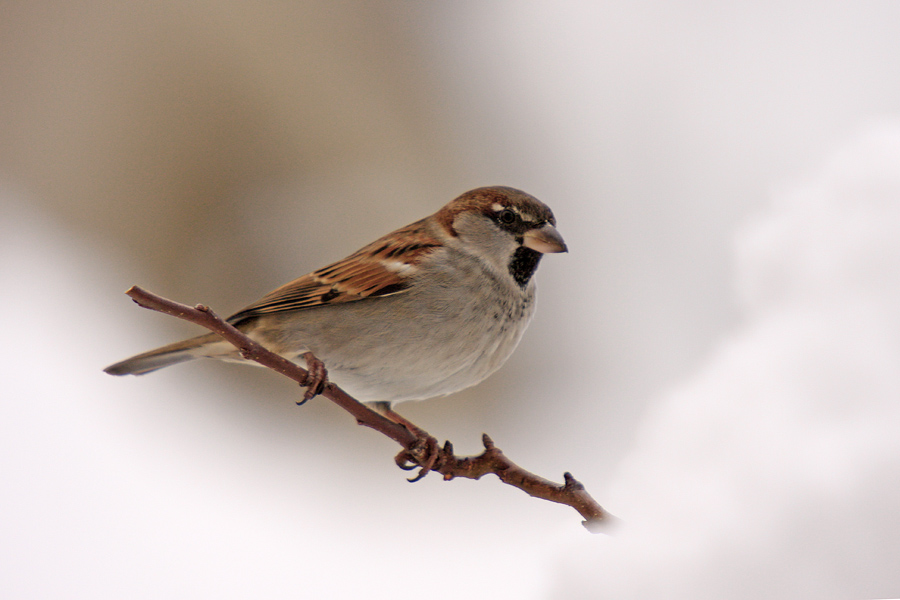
[0,1,470,306]
[1,2,564,461]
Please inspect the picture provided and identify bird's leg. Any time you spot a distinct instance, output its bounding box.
[298,351,328,404]
[371,402,441,482]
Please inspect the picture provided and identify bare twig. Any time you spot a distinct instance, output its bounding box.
[124,285,612,531]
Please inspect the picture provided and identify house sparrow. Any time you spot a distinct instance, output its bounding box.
[105,186,566,412]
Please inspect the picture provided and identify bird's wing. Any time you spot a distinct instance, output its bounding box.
[227,218,440,323]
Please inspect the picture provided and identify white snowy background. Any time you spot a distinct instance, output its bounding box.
[2,3,900,599]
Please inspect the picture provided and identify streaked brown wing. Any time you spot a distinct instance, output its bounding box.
[227,218,439,324]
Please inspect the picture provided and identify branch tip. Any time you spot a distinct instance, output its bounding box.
[563,472,584,491]
[582,515,614,534]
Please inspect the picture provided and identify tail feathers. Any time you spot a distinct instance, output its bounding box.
[104,333,220,376]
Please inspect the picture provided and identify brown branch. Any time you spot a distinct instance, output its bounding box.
[124,285,612,532]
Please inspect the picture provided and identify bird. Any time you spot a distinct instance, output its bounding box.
[105,186,566,418]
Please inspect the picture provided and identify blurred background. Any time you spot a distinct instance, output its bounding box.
[3,2,900,598]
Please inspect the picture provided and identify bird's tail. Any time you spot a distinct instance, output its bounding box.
[103,333,222,376]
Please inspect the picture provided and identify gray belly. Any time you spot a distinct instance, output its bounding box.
[248,278,536,404]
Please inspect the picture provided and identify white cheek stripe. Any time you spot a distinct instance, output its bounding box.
[491,203,536,222]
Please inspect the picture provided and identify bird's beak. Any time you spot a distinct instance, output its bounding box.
[522,223,568,254]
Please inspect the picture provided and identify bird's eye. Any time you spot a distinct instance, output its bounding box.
[498,209,517,225]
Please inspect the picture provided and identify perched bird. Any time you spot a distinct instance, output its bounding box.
[105,186,566,414]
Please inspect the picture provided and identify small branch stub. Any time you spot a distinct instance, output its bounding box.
[120,285,612,531]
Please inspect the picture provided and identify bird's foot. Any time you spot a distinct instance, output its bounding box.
[373,403,442,482]
[394,434,442,482]
[298,351,328,404]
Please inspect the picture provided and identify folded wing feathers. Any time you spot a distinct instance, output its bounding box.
[227,222,439,323]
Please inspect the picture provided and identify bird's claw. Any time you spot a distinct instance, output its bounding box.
[298,351,328,405]
[394,435,441,482]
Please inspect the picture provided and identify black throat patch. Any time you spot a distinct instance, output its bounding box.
[508,246,542,288]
